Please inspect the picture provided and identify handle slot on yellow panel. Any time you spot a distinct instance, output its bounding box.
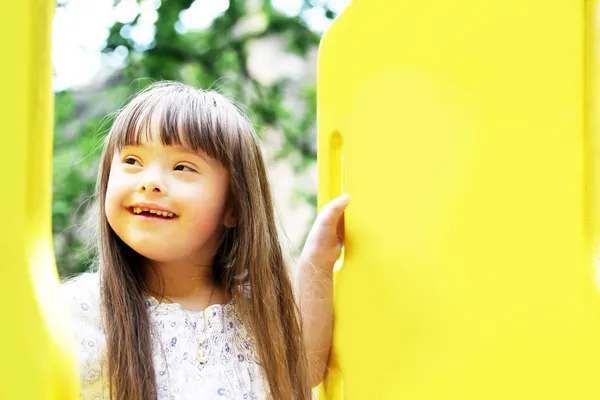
[329,130,346,272]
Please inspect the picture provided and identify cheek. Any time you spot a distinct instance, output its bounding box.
[104,171,128,227]
[180,184,229,231]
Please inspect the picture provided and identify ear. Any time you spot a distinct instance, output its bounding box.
[223,204,237,228]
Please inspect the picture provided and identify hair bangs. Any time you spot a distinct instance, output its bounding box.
[108,84,229,165]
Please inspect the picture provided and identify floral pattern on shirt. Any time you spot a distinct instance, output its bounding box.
[61,273,269,399]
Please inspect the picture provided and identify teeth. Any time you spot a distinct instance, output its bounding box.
[132,207,174,218]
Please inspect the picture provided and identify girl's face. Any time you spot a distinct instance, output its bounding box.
[104,132,234,265]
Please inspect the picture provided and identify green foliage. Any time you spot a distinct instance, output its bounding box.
[53,0,339,276]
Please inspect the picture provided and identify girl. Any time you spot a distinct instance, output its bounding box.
[60,81,348,400]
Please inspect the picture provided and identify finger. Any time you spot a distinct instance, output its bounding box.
[319,194,350,226]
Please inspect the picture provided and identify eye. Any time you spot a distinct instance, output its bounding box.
[123,156,141,166]
[174,164,197,173]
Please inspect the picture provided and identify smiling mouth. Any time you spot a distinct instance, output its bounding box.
[129,207,176,219]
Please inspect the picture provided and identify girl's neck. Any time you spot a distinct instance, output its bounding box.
[144,260,227,309]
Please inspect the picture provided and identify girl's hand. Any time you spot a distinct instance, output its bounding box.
[301,194,350,271]
[298,194,349,386]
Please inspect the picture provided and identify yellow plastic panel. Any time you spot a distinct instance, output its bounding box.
[0,1,79,399]
[317,0,600,398]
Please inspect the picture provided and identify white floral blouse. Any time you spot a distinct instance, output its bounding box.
[60,273,269,399]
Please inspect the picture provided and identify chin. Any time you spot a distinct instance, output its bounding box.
[115,234,177,263]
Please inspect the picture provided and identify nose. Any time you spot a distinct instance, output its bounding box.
[136,169,166,194]
[137,181,162,193]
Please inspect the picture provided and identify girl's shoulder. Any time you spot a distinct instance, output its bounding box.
[61,271,100,301]
[60,272,103,329]
[60,273,107,390]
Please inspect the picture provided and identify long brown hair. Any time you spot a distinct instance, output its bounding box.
[94,81,310,399]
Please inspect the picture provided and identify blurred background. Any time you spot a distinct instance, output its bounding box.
[52,0,350,278]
